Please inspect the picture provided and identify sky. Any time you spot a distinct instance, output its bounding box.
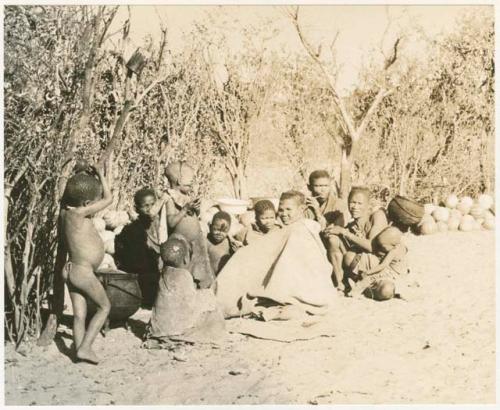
[108,5,490,94]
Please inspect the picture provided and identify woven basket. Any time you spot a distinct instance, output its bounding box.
[387,195,425,227]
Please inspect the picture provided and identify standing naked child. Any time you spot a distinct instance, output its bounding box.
[207,211,242,275]
[346,226,409,300]
[323,186,388,292]
[59,166,113,364]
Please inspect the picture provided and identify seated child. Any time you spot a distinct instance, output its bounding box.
[235,200,281,245]
[323,186,388,292]
[115,188,170,307]
[60,165,113,364]
[346,226,409,300]
[147,235,225,344]
[305,170,348,230]
[207,211,242,275]
[163,161,214,289]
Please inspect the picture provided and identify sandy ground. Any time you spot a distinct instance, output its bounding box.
[4,230,496,405]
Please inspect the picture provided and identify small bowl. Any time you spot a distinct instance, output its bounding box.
[216,198,251,215]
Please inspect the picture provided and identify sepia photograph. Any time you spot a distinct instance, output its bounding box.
[3,2,496,406]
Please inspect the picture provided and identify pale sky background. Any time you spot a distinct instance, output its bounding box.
[107,5,490,94]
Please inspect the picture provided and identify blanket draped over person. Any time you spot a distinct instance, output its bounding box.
[215,218,337,318]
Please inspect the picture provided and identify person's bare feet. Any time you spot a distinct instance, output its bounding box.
[76,347,100,364]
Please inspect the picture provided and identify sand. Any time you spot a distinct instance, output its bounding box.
[4,230,496,405]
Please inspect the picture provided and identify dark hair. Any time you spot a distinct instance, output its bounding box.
[348,186,371,203]
[160,235,189,267]
[134,188,156,207]
[212,211,232,228]
[308,170,330,185]
[62,174,102,207]
[280,190,306,206]
[254,200,276,216]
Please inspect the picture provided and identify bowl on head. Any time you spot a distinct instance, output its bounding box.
[217,198,251,215]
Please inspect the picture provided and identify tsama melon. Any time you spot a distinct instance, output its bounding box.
[99,230,115,243]
[419,219,437,235]
[445,194,459,209]
[432,207,450,222]
[98,253,116,271]
[457,200,472,215]
[469,204,484,220]
[449,209,463,220]
[478,194,493,210]
[436,221,449,233]
[447,217,460,231]
[483,215,495,230]
[105,239,115,255]
[459,214,475,232]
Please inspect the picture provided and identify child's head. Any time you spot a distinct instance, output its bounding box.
[254,200,277,233]
[160,235,190,268]
[165,161,195,195]
[63,173,102,208]
[209,211,232,244]
[348,187,371,220]
[278,190,305,225]
[372,226,402,254]
[308,170,332,201]
[134,188,156,217]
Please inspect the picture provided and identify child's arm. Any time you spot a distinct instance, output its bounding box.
[148,190,171,218]
[75,166,113,217]
[167,199,200,229]
[363,244,404,276]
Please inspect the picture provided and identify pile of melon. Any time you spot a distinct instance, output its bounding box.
[418,194,495,235]
[92,209,133,270]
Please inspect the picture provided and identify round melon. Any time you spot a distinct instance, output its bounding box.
[447,217,460,231]
[445,194,459,209]
[103,211,121,230]
[419,219,437,235]
[456,201,471,215]
[117,210,130,226]
[419,214,435,225]
[432,207,450,222]
[93,217,106,233]
[128,209,139,221]
[478,194,493,210]
[459,214,475,232]
[449,209,463,220]
[469,204,485,220]
[436,221,449,233]
[113,225,124,235]
[424,203,436,215]
[175,216,202,242]
[99,230,115,243]
[483,216,495,230]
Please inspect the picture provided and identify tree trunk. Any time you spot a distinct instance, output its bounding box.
[339,147,353,200]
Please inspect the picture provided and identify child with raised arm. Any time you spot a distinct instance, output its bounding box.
[60,165,113,364]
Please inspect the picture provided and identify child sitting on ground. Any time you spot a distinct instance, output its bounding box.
[147,235,225,345]
[207,211,242,275]
[345,226,409,300]
[235,200,281,245]
[305,170,348,229]
[60,165,113,364]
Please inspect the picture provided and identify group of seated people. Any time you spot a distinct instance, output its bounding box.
[59,160,410,362]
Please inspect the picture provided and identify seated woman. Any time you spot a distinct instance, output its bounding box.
[322,186,388,294]
[215,190,337,320]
